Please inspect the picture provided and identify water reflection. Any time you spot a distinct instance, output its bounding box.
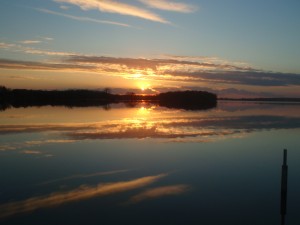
[281,149,288,225]
[0,102,300,154]
[0,115,299,140]
[0,173,169,218]
[127,185,190,204]
[0,101,300,224]
[39,169,131,185]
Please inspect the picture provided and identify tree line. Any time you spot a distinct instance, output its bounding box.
[0,86,217,110]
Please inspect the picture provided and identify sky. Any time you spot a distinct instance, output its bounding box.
[0,0,300,98]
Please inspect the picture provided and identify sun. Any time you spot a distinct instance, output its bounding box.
[138,82,150,92]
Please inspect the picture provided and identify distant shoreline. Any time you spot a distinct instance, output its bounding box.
[219,98,300,103]
[0,87,217,111]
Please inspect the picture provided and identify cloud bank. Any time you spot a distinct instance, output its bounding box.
[1,53,300,87]
[1,40,300,93]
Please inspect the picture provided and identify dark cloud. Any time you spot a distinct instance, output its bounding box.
[66,56,300,87]
[0,58,95,71]
[167,70,300,86]
[66,55,250,71]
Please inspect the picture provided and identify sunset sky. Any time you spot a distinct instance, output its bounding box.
[1,0,300,98]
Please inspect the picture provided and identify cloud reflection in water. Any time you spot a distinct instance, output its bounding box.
[0,115,300,146]
[127,185,190,204]
[1,104,300,154]
[39,169,131,185]
[0,173,167,218]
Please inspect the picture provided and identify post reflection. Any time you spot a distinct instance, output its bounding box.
[281,149,288,225]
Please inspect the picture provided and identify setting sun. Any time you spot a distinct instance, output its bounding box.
[138,82,151,92]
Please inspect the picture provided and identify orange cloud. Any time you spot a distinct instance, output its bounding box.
[54,0,170,24]
[19,40,41,44]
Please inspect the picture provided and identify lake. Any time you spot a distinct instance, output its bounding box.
[0,101,299,225]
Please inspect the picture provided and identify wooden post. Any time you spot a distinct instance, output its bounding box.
[281,149,288,225]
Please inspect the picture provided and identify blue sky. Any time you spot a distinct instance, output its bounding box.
[1,0,300,97]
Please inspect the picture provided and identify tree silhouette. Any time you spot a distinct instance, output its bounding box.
[0,87,217,110]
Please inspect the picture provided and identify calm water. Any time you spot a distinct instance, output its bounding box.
[0,101,299,225]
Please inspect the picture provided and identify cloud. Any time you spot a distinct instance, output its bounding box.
[4,75,47,81]
[23,48,74,56]
[161,54,251,68]
[66,55,246,71]
[60,5,70,10]
[36,8,131,27]
[0,41,75,56]
[127,185,190,204]
[0,173,167,218]
[25,140,75,145]
[41,36,54,41]
[166,70,300,86]
[1,51,300,87]
[19,40,41,44]
[0,42,16,49]
[21,150,42,154]
[66,55,226,70]
[0,58,95,71]
[65,55,300,87]
[3,37,52,47]
[54,0,170,24]
[139,0,197,13]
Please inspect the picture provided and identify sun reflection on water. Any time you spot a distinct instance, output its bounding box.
[1,102,299,150]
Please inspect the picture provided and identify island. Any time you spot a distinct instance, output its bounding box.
[0,86,217,111]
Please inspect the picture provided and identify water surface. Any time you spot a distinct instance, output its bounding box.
[0,101,299,225]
